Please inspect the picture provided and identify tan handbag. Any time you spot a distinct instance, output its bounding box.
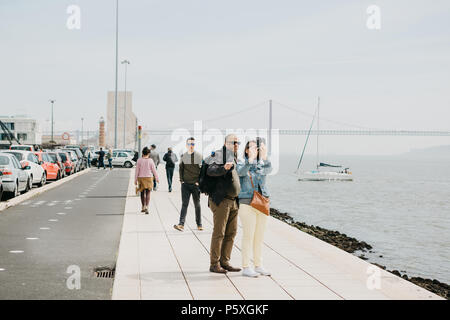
[248,173,270,216]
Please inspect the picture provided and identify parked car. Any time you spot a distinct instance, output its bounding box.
[64,145,82,150]
[90,150,104,167]
[34,151,60,181]
[47,152,66,179]
[111,151,136,168]
[0,171,3,200]
[66,149,81,173]
[56,150,74,176]
[114,149,138,162]
[10,144,35,151]
[113,149,134,154]
[65,148,86,171]
[0,153,30,198]
[1,150,46,187]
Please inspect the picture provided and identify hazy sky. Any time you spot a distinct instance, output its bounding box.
[1,0,449,155]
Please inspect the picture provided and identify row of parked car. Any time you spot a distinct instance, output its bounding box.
[0,145,89,201]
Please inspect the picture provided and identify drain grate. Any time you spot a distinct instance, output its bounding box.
[94,266,115,279]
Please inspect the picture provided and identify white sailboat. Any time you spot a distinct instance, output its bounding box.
[295,97,353,182]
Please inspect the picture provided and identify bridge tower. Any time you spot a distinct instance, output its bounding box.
[269,99,272,155]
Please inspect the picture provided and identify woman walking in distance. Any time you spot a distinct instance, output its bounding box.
[236,138,272,277]
[135,147,159,214]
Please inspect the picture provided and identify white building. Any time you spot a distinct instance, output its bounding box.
[106,91,137,149]
[0,116,41,147]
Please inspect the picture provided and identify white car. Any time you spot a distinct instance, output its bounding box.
[0,153,29,197]
[9,144,35,152]
[111,151,135,168]
[113,149,134,154]
[1,150,46,187]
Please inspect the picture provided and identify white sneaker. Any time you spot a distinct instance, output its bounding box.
[242,267,259,278]
[255,266,271,276]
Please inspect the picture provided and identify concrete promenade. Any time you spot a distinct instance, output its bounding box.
[112,167,443,300]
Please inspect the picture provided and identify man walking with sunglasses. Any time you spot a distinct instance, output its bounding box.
[174,137,203,231]
[205,134,242,274]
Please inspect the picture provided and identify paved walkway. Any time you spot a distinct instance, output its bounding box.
[112,167,442,300]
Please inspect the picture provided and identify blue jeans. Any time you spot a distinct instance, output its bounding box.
[166,167,174,191]
[108,158,112,169]
[98,159,105,169]
[153,167,158,189]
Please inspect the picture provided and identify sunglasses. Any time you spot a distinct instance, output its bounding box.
[187,143,195,146]
[227,141,240,145]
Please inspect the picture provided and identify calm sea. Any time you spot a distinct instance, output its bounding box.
[267,153,450,283]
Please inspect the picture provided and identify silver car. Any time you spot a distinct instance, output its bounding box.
[0,153,29,198]
[0,171,4,200]
[66,149,81,173]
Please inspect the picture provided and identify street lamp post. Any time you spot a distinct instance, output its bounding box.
[81,117,84,146]
[114,0,119,148]
[49,99,55,143]
[121,59,130,149]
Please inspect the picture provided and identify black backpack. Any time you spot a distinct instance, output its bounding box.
[198,146,226,195]
[164,152,175,168]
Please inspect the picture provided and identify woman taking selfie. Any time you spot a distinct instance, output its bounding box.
[135,147,159,214]
[237,138,272,277]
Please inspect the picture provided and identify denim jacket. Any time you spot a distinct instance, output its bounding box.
[236,157,272,199]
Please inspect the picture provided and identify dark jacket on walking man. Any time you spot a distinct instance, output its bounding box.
[163,147,178,192]
[98,148,106,169]
[205,134,242,274]
[174,137,203,232]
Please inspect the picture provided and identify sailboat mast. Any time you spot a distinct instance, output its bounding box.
[316,97,320,170]
[296,107,317,172]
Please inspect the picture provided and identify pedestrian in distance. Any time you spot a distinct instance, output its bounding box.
[204,134,242,274]
[132,151,138,162]
[163,147,178,192]
[149,144,160,190]
[97,147,106,170]
[87,151,91,168]
[107,149,113,170]
[173,137,203,232]
[135,147,159,214]
[237,138,272,277]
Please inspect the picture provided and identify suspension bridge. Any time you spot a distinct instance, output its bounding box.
[40,99,450,147]
[141,99,450,137]
[141,129,450,136]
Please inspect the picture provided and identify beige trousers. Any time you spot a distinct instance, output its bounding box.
[238,204,268,268]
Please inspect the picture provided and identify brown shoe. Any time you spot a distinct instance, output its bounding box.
[197,225,204,231]
[221,264,242,272]
[173,224,184,232]
[209,265,228,274]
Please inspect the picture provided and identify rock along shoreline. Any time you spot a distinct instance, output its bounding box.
[270,208,449,300]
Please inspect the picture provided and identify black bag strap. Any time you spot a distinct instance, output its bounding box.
[222,145,226,164]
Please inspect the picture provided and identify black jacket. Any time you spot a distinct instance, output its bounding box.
[163,151,178,169]
[205,146,238,206]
